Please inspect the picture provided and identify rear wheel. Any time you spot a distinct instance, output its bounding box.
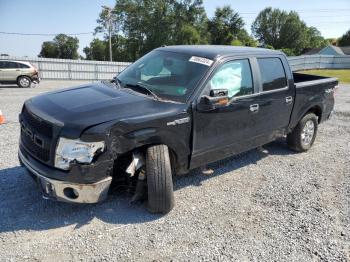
[146,144,174,214]
[287,113,318,152]
[17,76,32,88]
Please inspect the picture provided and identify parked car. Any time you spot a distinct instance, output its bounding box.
[0,60,40,87]
[18,46,337,213]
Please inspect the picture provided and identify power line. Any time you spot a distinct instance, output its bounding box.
[238,8,350,15]
[0,31,93,36]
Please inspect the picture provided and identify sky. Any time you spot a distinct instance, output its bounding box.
[0,0,349,58]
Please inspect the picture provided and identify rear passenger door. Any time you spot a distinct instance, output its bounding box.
[253,56,294,137]
[1,61,20,81]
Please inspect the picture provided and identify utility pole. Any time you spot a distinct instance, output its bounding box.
[102,5,114,62]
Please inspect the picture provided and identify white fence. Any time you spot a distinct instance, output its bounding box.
[0,56,131,80]
[1,54,349,80]
[288,55,350,71]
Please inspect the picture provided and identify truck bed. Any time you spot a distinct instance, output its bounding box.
[293,72,337,88]
[289,72,338,130]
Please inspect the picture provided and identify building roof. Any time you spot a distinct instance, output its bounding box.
[303,45,350,56]
[302,48,322,55]
[339,46,350,55]
[157,45,283,60]
[328,45,345,55]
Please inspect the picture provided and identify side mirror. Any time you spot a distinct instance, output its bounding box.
[197,89,229,111]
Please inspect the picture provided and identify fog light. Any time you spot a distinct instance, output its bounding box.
[63,187,79,199]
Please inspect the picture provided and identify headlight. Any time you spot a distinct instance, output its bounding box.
[55,137,105,170]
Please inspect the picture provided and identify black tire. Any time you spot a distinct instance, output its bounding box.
[287,113,318,152]
[146,144,174,214]
[17,76,32,88]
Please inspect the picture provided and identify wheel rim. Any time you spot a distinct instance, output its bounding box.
[19,77,30,87]
[301,120,315,146]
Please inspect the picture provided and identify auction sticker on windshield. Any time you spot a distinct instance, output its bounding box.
[189,56,213,66]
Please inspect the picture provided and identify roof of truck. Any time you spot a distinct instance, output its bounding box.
[156,45,284,60]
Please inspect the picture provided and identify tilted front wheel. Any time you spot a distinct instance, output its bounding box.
[146,144,174,214]
[287,113,318,152]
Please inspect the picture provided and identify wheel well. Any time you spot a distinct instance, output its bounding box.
[306,106,322,123]
[112,143,178,177]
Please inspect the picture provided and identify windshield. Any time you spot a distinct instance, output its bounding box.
[116,50,211,103]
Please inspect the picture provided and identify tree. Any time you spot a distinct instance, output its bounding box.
[251,7,327,55]
[39,41,58,58]
[84,38,107,60]
[208,6,244,45]
[338,29,350,46]
[110,0,208,60]
[39,34,79,59]
[306,27,328,49]
[54,34,79,59]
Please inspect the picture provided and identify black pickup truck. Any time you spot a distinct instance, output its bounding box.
[18,46,337,213]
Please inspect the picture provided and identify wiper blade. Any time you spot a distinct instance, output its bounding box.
[124,82,161,101]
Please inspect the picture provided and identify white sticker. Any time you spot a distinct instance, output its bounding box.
[189,56,213,66]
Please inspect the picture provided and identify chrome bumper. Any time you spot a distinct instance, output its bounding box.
[19,149,112,204]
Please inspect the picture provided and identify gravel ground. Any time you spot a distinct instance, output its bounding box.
[0,81,349,261]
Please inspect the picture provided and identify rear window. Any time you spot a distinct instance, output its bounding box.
[257,58,287,91]
[18,63,30,68]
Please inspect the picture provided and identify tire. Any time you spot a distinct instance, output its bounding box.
[17,76,32,88]
[146,144,174,214]
[287,113,318,152]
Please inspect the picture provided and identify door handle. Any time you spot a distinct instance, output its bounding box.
[286,96,293,104]
[250,104,259,113]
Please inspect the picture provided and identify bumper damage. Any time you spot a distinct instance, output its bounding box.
[19,149,112,204]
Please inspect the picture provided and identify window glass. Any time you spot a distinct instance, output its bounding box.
[18,63,30,68]
[257,58,287,91]
[0,61,5,69]
[209,59,253,98]
[117,50,209,103]
[3,61,18,69]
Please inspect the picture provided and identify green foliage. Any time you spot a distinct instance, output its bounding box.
[231,39,243,46]
[306,27,328,49]
[39,41,58,58]
[280,48,295,56]
[109,0,208,60]
[251,7,327,55]
[39,34,79,59]
[82,2,331,61]
[83,39,107,61]
[207,6,244,45]
[338,29,350,46]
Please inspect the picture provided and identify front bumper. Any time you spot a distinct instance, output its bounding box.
[19,149,112,204]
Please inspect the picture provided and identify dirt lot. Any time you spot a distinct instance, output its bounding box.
[0,81,349,261]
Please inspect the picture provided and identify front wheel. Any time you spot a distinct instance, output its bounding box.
[17,76,32,88]
[287,113,318,152]
[146,144,174,214]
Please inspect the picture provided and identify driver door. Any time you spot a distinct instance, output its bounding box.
[190,58,265,169]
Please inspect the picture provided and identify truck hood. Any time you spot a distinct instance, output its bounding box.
[25,82,185,138]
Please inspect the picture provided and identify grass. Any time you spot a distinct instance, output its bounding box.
[298,69,350,84]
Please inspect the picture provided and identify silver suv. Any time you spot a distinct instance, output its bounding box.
[0,60,40,88]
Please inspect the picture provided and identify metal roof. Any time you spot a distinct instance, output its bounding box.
[156,45,283,60]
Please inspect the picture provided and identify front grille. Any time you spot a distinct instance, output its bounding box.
[20,106,53,163]
[22,106,52,138]
[21,129,50,162]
